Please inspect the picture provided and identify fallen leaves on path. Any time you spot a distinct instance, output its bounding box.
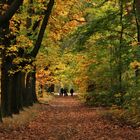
[0,96,140,140]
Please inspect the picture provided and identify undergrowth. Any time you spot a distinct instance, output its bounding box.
[102,107,140,128]
[78,91,140,127]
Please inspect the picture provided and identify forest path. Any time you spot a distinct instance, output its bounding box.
[0,96,140,140]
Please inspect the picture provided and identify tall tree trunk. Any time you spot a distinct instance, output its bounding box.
[17,72,24,110]
[27,0,54,104]
[0,0,23,27]
[11,74,20,114]
[134,0,140,85]
[0,4,3,121]
[135,0,140,42]
[0,47,2,122]
[21,72,29,107]
[11,71,24,114]
[1,20,13,117]
[25,66,38,105]
[25,72,34,106]
[1,58,13,117]
[32,66,38,103]
[0,0,23,117]
[24,67,38,107]
[30,0,54,57]
[0,106,2,122]
[118,0,124,95]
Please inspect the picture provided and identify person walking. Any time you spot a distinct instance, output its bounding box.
[63,88,68,96]
[59,88,64,96]
[70,88,74,96]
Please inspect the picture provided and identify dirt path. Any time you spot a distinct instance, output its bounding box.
[0,96,140,140]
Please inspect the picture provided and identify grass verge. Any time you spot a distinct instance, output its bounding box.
[0,104,41,130]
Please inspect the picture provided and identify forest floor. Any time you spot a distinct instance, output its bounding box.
[0,95,140,140]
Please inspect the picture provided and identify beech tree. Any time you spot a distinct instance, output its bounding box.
[0,0,24,118]
[133,0,140,84]
[59,0,140,108]
[0,0,54,118]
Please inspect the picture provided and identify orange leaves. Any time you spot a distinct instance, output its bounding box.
[130,41,139,47]
[36,68,56,85]
[0,97,140,139]
[64,20,79,29]
[48,0,86,41]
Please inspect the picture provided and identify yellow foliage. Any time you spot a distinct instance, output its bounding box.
[130,61,140,69]
[114,93,121,98]
[0,45,4,50]
[48,0,86,41]
[131,41,139,47]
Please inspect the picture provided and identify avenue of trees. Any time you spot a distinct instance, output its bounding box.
[59,0,140,123]
[0,0,54,121]
[0,0,140,125]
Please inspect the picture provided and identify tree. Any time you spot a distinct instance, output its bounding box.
[35,0,87,91]
[0,0,24,117]
[0,0,23,26]
[59,0,139,107]
[0,0,54,117]
[133,0,140,85]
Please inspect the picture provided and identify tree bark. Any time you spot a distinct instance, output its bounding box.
[134,0,140,85]
[0,0,23,117]
[31,66,38,103]
[26,0,54,104]
[25,72,34,106]
[118,0,124,94]
[0,0,23,27]
[30,0,54,57]
[11,74,20,114]
[0,106,3,122]
[1,20,13,117]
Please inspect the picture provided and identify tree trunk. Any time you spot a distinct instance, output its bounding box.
[18,72,24,110]
[0,0,24,118]
[0,0,23,27]
[135,0,140,42]
[30,0,54,57]
[134,0,140,85]
[1,60,13,117]
[1,21,13,117]
[25,72,34,106]
[32,66,38,103]
[21,72,29,107]
[0,106,3,122]
[11,74,20,114]
[118,0,124,94]
[11,71,25,114]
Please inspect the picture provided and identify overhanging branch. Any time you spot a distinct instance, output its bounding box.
[30,0,54,58]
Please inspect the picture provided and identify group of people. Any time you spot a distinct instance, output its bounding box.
[59,88,74,96]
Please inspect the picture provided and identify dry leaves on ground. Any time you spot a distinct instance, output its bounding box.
[0,96,140,140]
